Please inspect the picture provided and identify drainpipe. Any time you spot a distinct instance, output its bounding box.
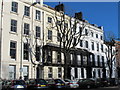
[0,0,3,79]
[41,10,44,79]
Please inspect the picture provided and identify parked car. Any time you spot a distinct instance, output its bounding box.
[78,78,98,89]
[92,78,110,87]
[0,79,3,90]
[107,78,118,86]
[2,80,27,90]
[46,79,66,88]
[64,79,79,88]
[27,79,48,89]
[45,79,57,88]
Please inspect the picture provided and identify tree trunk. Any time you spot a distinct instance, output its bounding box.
[110,45,113,79]
[109,68,112,79]
[63,50,71,79]
[64,51,68,79]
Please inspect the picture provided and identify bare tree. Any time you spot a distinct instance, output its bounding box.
[52,3,88,79]
[104,31,116,79]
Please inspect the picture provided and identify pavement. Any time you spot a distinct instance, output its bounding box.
[1,86,119,90]
[91,86,119,90]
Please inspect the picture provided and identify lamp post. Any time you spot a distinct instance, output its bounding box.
[20,2,39,79]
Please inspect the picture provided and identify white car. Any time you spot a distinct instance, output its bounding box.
[64,79,79,88]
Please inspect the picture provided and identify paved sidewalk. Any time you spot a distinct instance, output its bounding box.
[102,86,118,88]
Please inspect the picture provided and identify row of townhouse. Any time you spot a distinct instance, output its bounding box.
[0,0,117,80]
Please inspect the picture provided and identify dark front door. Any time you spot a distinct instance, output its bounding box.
[86,67,92,78]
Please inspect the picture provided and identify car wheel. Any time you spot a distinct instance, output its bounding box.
[87,85,91,89]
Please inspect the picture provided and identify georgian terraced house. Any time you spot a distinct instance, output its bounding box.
[0,0,117,80]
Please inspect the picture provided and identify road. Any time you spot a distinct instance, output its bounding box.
[73,86,119,90]
[51,86,119,90]
[21,86,120,90]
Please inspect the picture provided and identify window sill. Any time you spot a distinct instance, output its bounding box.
[22,34,30,37]
[35,37,42,40]
[10,11,19,15]
[47,22,53,25]
[9,31,18,35]
[46,39,52,42]
[23,15,30,19]
[35,19,41,22]
[23,59,29,61]
[10,58,16,60]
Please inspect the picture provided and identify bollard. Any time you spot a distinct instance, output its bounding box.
[0,81,2,90]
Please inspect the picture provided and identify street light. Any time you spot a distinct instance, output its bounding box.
[20,1,39,79]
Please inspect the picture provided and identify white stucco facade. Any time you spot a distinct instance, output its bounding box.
[0,0,117,80]
[70,19,117,79]
[0,0,44,79]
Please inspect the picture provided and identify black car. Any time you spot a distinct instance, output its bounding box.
[2,80,27,90]
[45,79,56,88]
[78,79,98,89]
[27,79,48,89]
[93,78,110,87]
[107,78,118,86]
[46,79,66,88]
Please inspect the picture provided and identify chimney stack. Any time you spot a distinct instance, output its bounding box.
[55,3,64,12]
[75,12,83,20]
[33,0,43,6]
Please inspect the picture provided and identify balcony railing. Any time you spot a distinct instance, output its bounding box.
[90,61,104,67]
[52,58,64,65]
[71,60,88,66]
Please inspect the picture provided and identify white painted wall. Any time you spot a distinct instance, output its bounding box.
[0,0,44,79]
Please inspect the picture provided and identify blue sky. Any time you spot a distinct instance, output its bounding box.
[44,2,118,38]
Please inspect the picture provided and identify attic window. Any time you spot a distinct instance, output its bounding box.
[48,17,52,23]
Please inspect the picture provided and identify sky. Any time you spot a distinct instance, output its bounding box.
[44,2,118,39]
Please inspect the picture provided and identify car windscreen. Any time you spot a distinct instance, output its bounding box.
[54,79,64,83]
[13,80,25,85]
[36,79,47,85]
[47,80,55,84]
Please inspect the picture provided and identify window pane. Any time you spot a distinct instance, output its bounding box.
[91,32,94,37]
[97,43,99,51]
[91,42,94,50]
[48,30,52,40]
[24,6,30,16]
[81,68,84,78]
[47,50,52,63]
[57,32,61,42]
[10,41,16,59]
[102,56,105,67]
[85,41,88,48]
[24,23,29,35]
[75,68,78,78]
[48,17,52,23]
[23,66,29,80]
[58,68,62,78]
[36,26,41,37]
[101,36,103,40]
[36,46,41,61]
[96,34,98,38]
[80,40,83,47]
[97,55,100,66]
[23,43,29,60]
[11,19,17,32]
[48,67,52,78]
[9,65,16,80]
[36,10,41,20]
[101,44,103,52]
[57,52,61,63]
[11,2,18,13]
[85,29,88,35]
